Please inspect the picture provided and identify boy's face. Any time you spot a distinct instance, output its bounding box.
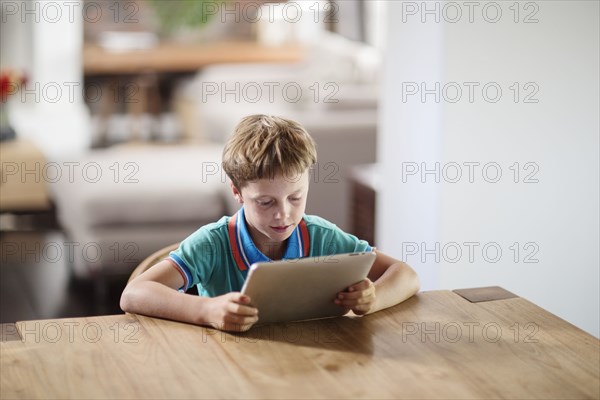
[231,169,309,249]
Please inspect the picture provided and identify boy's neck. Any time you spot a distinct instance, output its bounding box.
[259,241,286,261]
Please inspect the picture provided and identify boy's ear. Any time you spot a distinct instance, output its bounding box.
[229,181,243,204]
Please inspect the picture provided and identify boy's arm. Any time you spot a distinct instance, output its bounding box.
[368,250,420,313]
[335,250,420,315]
[120,260,258,331]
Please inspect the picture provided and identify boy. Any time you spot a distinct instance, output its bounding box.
[120,114,419,332]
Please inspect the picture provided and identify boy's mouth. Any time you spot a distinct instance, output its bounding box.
[270,225,291,233]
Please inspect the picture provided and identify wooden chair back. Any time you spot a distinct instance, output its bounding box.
[127,243,179,283]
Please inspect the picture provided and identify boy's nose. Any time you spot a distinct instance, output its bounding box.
[274,203,289,220]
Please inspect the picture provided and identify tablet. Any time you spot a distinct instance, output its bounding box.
[241,251,376,325]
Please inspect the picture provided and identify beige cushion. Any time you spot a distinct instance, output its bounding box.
[50,144,227,228]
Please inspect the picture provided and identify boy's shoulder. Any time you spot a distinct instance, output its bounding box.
[185,216,230,242]
[303,214,371,254]
[303,214,339,232]
[204,215,230,231]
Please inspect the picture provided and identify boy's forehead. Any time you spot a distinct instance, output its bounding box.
[242,172,309,196]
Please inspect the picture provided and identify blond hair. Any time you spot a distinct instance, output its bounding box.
[222,114,317,189]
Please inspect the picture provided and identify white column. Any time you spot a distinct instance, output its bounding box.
[377,1,444,290]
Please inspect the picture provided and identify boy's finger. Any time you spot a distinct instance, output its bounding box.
[229,302,259,316]
[337,291,361,300]
[352,305,370,315]
[336,296,371,307]
[228,292,253,305]
[337,289,374,300]
[240,314,260,325]
[222,318,257,332]
[347,279,371,292]
[224,313,259,326]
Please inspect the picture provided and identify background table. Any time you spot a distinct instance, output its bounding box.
[0,139,51,213]
[1,288,598,399]
[83,41,305,75]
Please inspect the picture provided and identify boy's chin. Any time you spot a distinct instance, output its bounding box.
[268,231,294,241]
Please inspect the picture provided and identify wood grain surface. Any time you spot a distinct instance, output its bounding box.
[1,290,598,399]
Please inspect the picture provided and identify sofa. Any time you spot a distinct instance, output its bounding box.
[49,144,227,278]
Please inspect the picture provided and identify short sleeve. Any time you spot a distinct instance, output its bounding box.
[168,226,219,292]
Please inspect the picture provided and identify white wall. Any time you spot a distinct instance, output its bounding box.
[378,1,599,337]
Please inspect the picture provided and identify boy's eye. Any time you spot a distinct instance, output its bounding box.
[257,200,272,206]
[289,197,301,202]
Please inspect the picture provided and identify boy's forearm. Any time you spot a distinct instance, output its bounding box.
[121,281,211,326]
[370,262,420,314]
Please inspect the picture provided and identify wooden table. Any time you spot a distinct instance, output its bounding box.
[1,288,598,399]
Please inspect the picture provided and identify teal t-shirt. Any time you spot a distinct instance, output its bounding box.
[168,207,372,297]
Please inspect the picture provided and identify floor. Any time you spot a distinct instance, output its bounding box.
[0,213,127,324]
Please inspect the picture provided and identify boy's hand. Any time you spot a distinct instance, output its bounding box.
[205,293,259,332]
[334,279,376,316]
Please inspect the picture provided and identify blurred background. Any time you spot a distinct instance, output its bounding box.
[0,1,598,338]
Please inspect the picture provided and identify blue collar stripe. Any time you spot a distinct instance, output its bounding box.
[234,206,305,266]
